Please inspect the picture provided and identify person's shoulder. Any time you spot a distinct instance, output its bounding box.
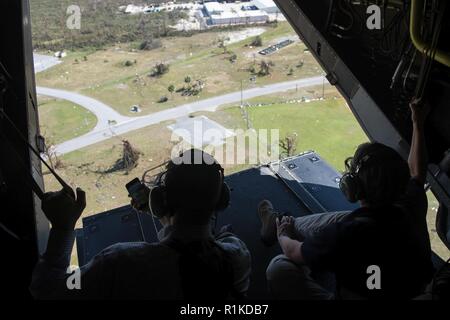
[396,178,427,215]
[98,241,172,261]
[216,235,251,261]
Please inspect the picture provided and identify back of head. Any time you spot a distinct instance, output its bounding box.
[348,142,410,207]
[164,149,223,224]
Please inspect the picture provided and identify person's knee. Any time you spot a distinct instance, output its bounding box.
[266,255,333,300]
[266,254,302,282]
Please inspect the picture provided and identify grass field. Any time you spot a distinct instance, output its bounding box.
[248,99,366,171]
[208,92,368,171]
[43,121,176,225]
[38,96,97,144]
[36,22,322,116]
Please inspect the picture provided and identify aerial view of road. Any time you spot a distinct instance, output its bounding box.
[34,54,327,155]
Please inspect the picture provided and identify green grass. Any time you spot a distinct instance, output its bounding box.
[38,97,97,144]
[195,97,368,172]
[247,98,368,171]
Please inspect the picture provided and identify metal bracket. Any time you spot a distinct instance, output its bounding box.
[326,72,338,85]
[36,134,46,153]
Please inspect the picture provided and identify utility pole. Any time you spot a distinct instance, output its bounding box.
[246,106,249,129]
[240,79,243,107]
[322,75,325,99]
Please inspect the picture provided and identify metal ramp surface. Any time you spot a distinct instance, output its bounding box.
[76,152,357,298]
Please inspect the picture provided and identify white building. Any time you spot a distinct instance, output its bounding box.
[252,0,281,14]
[204,2,268,26]
[124,4,144,14]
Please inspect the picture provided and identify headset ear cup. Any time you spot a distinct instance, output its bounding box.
[340,173,359,203]
[149,185,168,219]
[215,182,230,211]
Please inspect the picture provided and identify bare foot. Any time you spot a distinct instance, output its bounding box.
[258,200,278,246]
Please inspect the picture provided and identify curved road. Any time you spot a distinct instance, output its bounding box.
[37,76,327,155]
[36,87,131,131]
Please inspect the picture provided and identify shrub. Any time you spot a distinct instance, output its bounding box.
[151,63,169,77]
[138,38,162,51]
[158,96,168,103]
[251,36,263,47]
[258,60,271,76]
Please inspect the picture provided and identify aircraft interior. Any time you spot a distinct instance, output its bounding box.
[0,0,449,300]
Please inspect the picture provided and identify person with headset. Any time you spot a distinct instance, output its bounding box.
[30,149,251,299]
[259,98,434,299]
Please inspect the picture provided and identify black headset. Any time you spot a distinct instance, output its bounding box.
[148,154,230,219]
[339,154,372,203]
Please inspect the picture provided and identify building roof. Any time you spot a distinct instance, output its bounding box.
[252,0,278,9]
[204,2,224,14]
[205,2,268,20]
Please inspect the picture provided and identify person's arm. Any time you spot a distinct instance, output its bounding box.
[277,216,304,264]
[215,232,252,295]
[30,187,87,299]
[408,98,430,184]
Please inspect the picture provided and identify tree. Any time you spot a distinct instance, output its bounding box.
[229,53,237,63]
[139,37,162,51]
[101,139,142,174]
[217,36,230,54]
[158,96,168,103]
[251,35,263,47]
[151,63,169,77]
[258,60,271,76]
[41,133,63,170]
[279,133,298,158]
[119,140,141,173]
[168,84,175,97]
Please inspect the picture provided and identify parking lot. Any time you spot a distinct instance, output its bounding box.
[259,39,294,55]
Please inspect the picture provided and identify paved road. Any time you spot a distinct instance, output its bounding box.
[50,76,327,155]
[33,54,61,73]
[36,87,131,131]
